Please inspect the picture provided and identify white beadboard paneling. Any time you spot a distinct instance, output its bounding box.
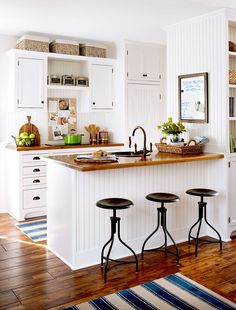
[127,83,164,147]
[47,159,226,270]
[165,11,229,238]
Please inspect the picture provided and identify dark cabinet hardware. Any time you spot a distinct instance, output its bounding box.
[93,102,96,105]
[41,101,44,104]
[33,168,40,172]
[142,74,148,77]
[33,156,40,160]
[33,196,40,200]
[33,179,40,183]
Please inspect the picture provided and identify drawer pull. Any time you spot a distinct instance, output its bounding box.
[33,156,40,160]
[142,74,148,77]
[33,179,40,183]
[33,196,40,200]
[33,168,40,172]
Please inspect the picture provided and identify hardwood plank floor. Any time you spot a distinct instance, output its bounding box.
[0,213,235,309]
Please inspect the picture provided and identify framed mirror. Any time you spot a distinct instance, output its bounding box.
[178,72,208,123]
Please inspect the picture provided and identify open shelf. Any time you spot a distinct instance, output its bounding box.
[229,84,236,88]
[47,85,90,91]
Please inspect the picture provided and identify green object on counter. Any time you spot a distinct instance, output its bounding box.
[64,134,83,145]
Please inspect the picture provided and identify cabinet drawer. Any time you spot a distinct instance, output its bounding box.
[23,165,47,176]
[23,153,49,164]
[23,188,46,210]
[23,176,47,186]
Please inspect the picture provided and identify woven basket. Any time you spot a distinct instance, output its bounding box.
[50,40,79,55]
[155,142,203,155]
[229,70,236,84]
[80,44,106,58]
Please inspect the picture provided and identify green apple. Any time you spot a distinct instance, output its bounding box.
[29,133,35,139]
[20,132,28,138]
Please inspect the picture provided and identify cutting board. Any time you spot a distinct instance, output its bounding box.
[19,116,40,146]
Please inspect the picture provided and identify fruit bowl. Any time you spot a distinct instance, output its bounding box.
[12,132,35,147]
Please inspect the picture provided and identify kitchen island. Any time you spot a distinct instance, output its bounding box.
[45,151,224,270]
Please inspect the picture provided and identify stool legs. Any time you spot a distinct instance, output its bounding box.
[141,204,179,265]
[188,200,222,256]
[101,210,138,283]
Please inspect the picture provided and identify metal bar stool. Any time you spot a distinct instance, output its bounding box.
[96,198,139,283]
[186,188,222,256]
[141,193,180,265]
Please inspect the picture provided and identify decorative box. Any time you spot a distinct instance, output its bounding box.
[48,75,62,85]
[80,43,106,58]
[62,75,75,86]
[49,39,80,55]
[16,35,49,52]
[75,76,89,87]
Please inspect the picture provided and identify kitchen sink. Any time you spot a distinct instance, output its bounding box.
[112,151,151,157]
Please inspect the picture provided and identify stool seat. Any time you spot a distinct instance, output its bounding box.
[96,198,133,210]
[186,188,218,197]
[146,193,179,203]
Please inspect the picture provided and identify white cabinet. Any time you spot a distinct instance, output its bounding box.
[126,43,163,82]
[91,64,114,110]
[6,50,47,111]
[17,57,46,109]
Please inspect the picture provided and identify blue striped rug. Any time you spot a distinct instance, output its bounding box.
[66,273,236,310]
[16,219,47,242]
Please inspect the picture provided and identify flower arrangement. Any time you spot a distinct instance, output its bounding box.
[157,117,186,136]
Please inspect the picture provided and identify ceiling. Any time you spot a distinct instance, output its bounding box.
[1,0,236,43]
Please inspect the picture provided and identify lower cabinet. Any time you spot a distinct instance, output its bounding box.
[6,146,122,221]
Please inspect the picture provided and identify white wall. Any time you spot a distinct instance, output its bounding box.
[165,10,229,239]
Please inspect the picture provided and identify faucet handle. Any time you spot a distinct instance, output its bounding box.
[150,142,153,152]
[129,136,132,148]
[134,143,137,153]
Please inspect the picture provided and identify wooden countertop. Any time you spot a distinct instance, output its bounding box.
[44,152,224,172]
[5,143,124,152]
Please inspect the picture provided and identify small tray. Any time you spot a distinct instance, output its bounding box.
[75,155,118,164]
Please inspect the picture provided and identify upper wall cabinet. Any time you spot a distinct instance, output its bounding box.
[126,43,163,82]
[91,64,114,110]
[17,57,46,109]
[6,50,47,111]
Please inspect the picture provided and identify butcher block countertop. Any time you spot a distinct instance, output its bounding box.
[44,152,224,172]
[5,143,124,151]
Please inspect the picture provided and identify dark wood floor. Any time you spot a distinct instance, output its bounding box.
[0,213,235,309]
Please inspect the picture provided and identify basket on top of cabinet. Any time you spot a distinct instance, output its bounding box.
[80,43,106,58]
[49,39,80,55]
[16,35,49,52]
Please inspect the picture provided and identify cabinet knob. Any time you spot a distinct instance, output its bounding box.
[33,179,40,183]
[142,74,148,77]
[93,102,96,105]
[41,101,44,104]
[33,196,40,200]
[33,168,40,172]
[33,156,40,160]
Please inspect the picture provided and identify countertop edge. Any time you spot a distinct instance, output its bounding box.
[44,152,225,172]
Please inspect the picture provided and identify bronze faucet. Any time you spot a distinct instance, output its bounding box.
[129,126,152,161]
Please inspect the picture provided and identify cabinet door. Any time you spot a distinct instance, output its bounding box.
[126,45,143,80]
[91,64,113,110]
[229,160,236,227]
[127,83,163,146]
[126,44,162,82]
[17,57,45,109]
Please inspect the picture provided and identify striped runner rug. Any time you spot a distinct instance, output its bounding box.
[16,219,47,242]
[66,273,236,310]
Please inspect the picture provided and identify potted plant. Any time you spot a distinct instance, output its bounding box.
[157,117,186,144]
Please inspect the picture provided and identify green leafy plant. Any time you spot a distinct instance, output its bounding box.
[157,117,186,136]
